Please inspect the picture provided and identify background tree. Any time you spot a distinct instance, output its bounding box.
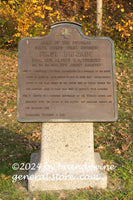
[0,0,132,49]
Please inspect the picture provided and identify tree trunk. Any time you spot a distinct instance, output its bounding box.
[96,0,102,35]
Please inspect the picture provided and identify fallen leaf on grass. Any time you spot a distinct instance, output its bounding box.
[125,136,131,142]
[87,186,93,189]
[115,148,121,154]
[98,145,105,150]
[5,175,11,180]
[98,126,104,131]
[101,159,108,165]
[121,144,129,151]
[3,82,10,86]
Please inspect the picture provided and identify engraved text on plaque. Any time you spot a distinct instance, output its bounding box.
[17,22,117,122]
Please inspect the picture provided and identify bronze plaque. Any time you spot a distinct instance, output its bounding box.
[17,21,117,122]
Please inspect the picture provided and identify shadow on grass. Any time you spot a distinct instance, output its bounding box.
[0,126,40,189]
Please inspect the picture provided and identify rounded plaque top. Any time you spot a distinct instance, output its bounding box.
[51,21,82,29]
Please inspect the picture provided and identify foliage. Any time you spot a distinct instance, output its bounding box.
[0,0,132,48]
[102,0,133,49]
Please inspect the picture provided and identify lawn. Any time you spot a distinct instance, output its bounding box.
[0,47,132,200]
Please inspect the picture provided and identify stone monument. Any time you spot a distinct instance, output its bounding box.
[17,21,117,191]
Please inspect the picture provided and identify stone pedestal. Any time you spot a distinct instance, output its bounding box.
[28,123,107,191]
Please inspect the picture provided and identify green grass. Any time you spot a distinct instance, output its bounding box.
[0,47,132,199]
